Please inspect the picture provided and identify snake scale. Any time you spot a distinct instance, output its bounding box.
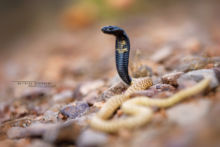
[89,26,210,133]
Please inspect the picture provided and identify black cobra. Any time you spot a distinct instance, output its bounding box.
[101,26,132,85]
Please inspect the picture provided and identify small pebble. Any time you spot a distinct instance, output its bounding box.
[213,67,220,82]
[8,121,81,144]
[184,38,201,53]
[178,56,209,72]
[101,81,128,100]
[167,99,211,126]
[77,129,108,147]
[43,120,81,143]
[83,91,99,105]
[80,80,105,95]
[22,88,49,100]
[52,90,73,103]
[43,110,59,123]
[151,46,173,62]
[131,84,175,98]
[131,65,153,78]
[161,72,183,86]
[60,101,89,119]
[177,69,219,89]
[27,140,53,147]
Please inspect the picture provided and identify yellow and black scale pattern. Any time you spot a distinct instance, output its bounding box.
[101,25,132,85]
[115,36,131,85]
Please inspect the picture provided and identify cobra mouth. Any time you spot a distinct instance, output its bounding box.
[101,25,131,85]
[101,26,124,35]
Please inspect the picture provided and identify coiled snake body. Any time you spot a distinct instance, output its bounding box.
[89,26,210,133]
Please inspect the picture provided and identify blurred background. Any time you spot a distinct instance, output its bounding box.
[1,0,220,48]
[0,1,220,146]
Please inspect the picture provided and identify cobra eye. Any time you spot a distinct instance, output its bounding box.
[101,26,131,85]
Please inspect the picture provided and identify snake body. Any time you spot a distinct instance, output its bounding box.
[89,26,210,133]
[102,26,131,85]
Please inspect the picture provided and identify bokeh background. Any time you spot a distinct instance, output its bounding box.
[0,0,220,146]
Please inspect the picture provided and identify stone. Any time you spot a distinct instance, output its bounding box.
[7,121,81,144]
[21,87,50,100]
[101,81,128,100]
[77,129,108,147]
[150,46,173,62]
[167,99,211,126]
[43,120,81,144]
[0,139,16,147]
[7,124,47,139]
[83,91,99,105]
[153,84,176,92]
[60,101,89,119]
[131,89,156,97]
[43,110,59,123]
[177,69,219,89]
[131,65,153,78]
[213,67,220,82]
[80,80,105,95]
[184,38,201,53]
[1,117,33,140]
[131,84,176,98]
[27,140,53,147]
[0,103,10,123]
[161,72,183,86]
[52,90,73,103]
[177,56,209,72]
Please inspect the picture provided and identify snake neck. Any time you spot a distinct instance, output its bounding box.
[116,34,130,53]
[115,34,132,85]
